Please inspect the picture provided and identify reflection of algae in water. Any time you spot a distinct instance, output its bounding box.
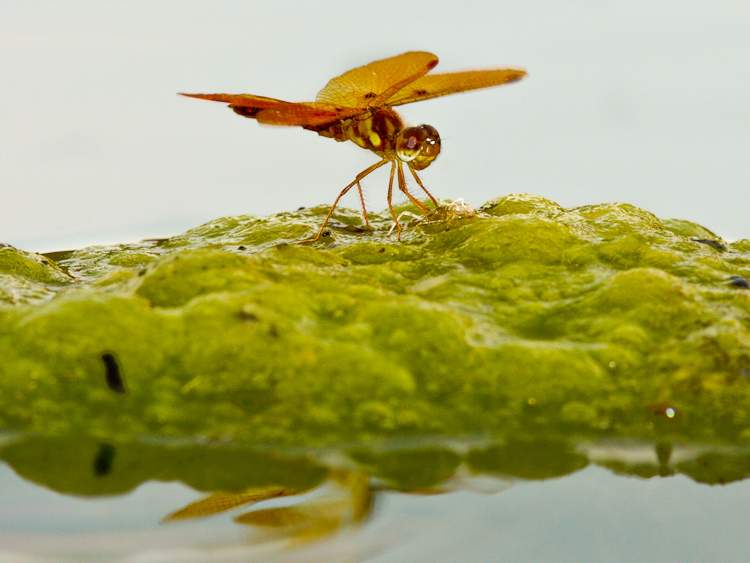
[1,194,750,446]
[5,435,750,496]
[0,435,326,496]
[348,447,462,491]
[466,439,589,480]
[3,433,750,547]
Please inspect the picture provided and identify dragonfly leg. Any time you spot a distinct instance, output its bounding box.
[396,160,430,214]
[356,181,371,230]
[407,161,440,208]
[301,158,389,243]
[386,160,401,239]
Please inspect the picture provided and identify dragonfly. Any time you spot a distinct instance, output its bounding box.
[181,52,526,242]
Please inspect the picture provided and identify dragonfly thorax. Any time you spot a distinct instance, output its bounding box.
[321,107,441,169]
[345,107,403,155]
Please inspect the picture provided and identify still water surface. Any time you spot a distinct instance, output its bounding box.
[1,437,748,562]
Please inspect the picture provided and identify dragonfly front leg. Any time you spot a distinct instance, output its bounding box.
[397,160,431,214]
[407,161,439,208]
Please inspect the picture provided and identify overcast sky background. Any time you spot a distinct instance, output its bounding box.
[3,1,749,252]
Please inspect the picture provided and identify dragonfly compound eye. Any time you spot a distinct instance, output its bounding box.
[396,125,441,170]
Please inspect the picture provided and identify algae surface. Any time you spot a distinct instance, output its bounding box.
[2,194,750,447]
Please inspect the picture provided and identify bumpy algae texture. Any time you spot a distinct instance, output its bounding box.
[2,194,750,447]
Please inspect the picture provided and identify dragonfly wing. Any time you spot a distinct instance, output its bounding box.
[315,51,438,109]
[180,92,288,110]
[385,68,527,106]
[180,93,363,126]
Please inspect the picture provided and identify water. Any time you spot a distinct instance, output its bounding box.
[1,436,748,562]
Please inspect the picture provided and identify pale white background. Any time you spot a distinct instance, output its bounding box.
[3,1,749,252]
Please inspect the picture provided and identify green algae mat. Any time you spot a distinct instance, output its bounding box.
[2,194,750,448]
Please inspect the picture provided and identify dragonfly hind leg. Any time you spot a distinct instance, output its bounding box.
[356,181,371,230]
[386,160,402,239]
[300,158,389,243]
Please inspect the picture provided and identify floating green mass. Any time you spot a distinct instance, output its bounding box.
[1,194,750,447]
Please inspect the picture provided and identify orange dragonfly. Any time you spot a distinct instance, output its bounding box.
[181,52,526,242]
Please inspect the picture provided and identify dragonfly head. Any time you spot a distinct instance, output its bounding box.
[395,125,441,170]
